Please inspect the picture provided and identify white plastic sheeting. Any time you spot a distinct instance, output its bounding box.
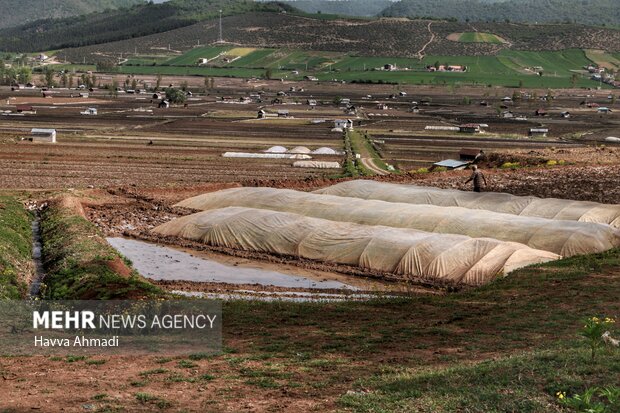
[154,207,559,286]
[176,187,620,257]
[289,146,312,154]
[314,180,620,229]
[264,146,288,153]
[293,161,341,169]
[312,147,341,155]
[223,152,312,159]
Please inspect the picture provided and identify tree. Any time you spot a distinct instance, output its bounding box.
[165,87,186,104]
[111,79,119,98]
[44,67,55,87]
[180,80,188,91]
[264,68,273,80]
[131,78,137,90]
[155,74,162,91]
[60,72,68,88]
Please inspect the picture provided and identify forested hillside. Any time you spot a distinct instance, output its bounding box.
[256,0,393,17]
[381,0,620,26]
[0,0,144,29]
[0,0,294,52]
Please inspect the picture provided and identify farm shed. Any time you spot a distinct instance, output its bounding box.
[314,180,620,229]
[277,110,289,118]
[293,161,341,169]
[30,128,56,143]
[175,188,620,257]
[154,207,558,286]
[433,159,469,170]
[459,124,481,133]
[334,119,353,130]
[16,105,36,114]
[529,128,549,137]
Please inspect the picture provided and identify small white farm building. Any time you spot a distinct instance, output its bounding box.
[31,128,56,143]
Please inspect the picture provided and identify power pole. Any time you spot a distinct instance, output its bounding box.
[218,10,223,43]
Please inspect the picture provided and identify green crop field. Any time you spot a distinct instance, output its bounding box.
[114,46,610,89]
[458,32,504,44]
[163,46,231,66]
[231,49,276,67]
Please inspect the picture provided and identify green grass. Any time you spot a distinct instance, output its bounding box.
[218,247,620,412]
[458,32,504,44]
[0,196,32,299]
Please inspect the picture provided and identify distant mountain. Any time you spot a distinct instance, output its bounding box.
[255,0,394,17]
[380,0,620,26]
[0,0,145,29]
[0,0,295,52]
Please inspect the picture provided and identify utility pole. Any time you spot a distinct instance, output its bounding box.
[218,10,223,43]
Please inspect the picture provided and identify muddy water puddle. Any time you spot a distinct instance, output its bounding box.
[107,237,392,294]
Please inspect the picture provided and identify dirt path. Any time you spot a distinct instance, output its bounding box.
[361,157,389,175]
[416,22,435,59]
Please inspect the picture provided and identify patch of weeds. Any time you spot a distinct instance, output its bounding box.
[177,360,198,369]
[165,374,197,383]
[86,359,106,365]
[200,374,215,381]
[245,377,279,389]
[65,355,86,363]
[129,380,147,387]
[92,393,107,401]
[139,368,168,377]
[135,392,157,403]
[154,357,173,364]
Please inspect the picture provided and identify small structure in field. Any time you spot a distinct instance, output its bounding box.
[334,119,353,130]
[81,107,98,115]
[598,107,612,114]
[277,109,290,118]
[561,111,571,118]
[384,64,396,71]
[304,75,318,81]
[198,58,209,65]
[459,124,481,133]
[535,108,548,117]
[433,159,469,170]
[16,105,36,114]
[31,128,56,143]
[529,128,549,137]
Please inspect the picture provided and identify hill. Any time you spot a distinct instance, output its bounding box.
[381,0,620,27]
[0,0,295,52]
[255,0,394,17]
[0,0,144,29]
[58,12,620,65]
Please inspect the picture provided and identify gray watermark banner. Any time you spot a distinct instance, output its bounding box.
[0,300,222,355]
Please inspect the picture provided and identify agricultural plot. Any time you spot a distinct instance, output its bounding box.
[585,49,620,70]
[452,32,505,44]
[163,46,231,66]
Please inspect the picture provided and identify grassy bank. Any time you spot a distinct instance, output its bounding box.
[218,249,620,412]
[39,197,162,300]
[0,197,32,299]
